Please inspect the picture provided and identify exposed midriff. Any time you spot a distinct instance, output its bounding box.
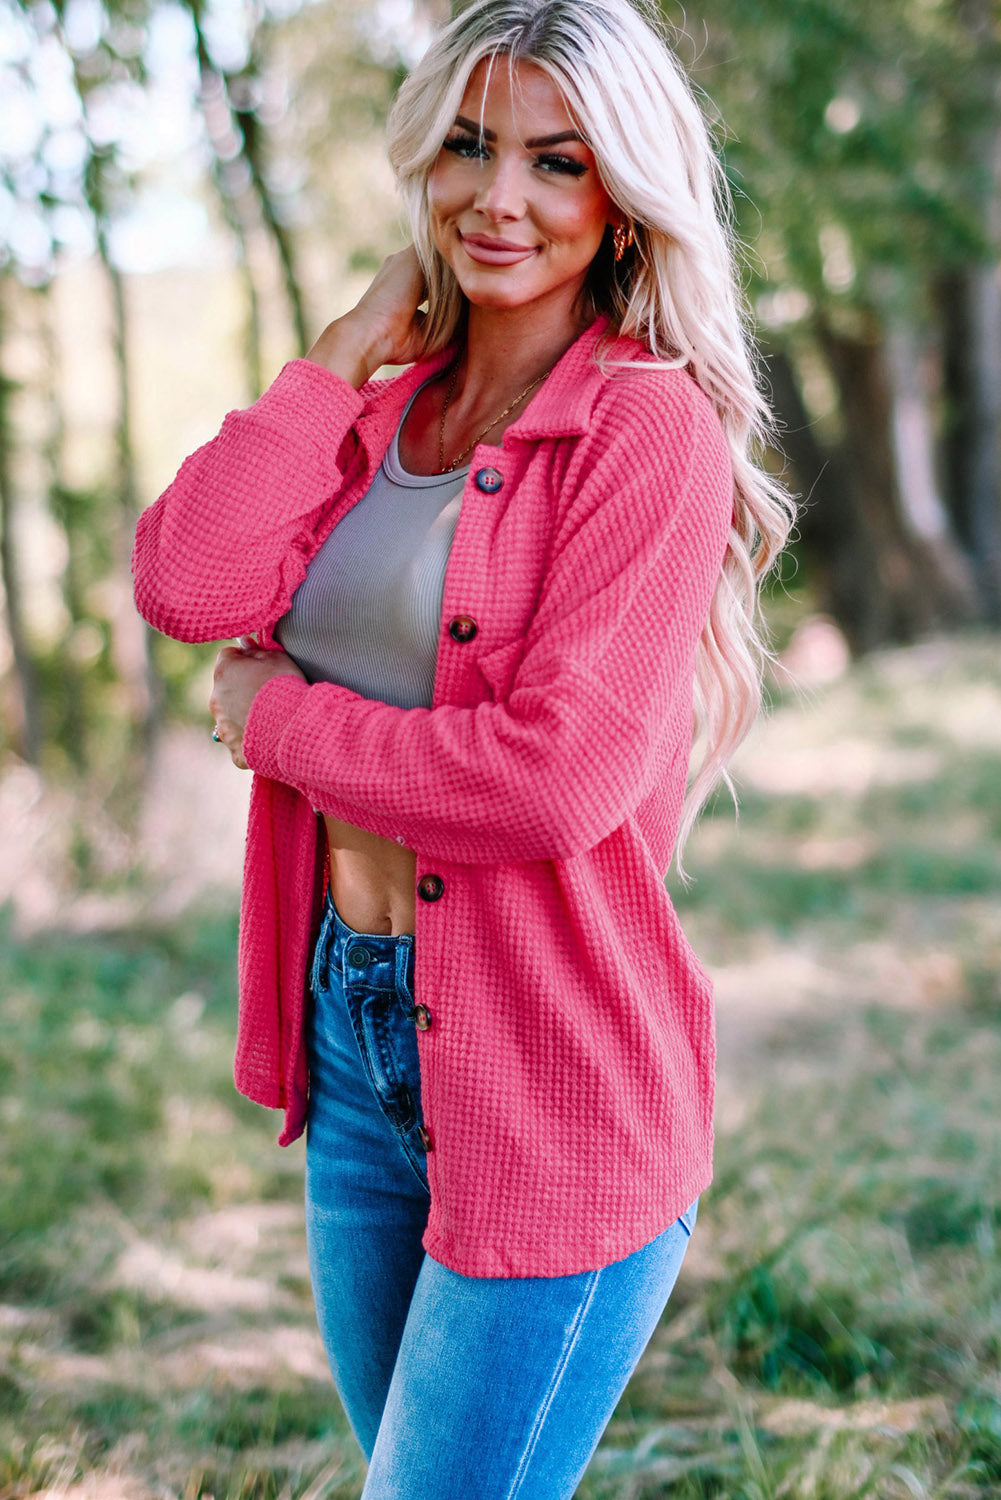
[323,815,416,936]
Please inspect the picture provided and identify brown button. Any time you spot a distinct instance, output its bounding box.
[417,1125,434,1151]
[417,873,444,902]
[448,615,478,643]
[414,1004,432,1031]
[474,467,503,494]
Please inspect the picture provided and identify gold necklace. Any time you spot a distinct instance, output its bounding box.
[437,362,551,474]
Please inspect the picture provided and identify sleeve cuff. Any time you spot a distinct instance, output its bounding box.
[243,673,313,782]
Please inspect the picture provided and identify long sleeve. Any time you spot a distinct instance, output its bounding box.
[242,375,734,865]
[132,360,368,642]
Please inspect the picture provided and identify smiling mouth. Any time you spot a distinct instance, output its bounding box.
[459,233,539,266]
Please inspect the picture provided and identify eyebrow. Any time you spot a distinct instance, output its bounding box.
[452,115,585,148]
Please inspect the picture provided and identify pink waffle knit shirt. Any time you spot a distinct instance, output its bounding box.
[133,315,733,1277]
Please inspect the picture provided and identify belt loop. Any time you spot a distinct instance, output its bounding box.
[310,899,334,996]
[395,936,415,1014]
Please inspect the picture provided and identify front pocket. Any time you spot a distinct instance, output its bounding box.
[398,1127,432,1196]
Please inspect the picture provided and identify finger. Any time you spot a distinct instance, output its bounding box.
[215,645,243,671]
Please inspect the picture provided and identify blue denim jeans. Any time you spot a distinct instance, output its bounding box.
[304,892,698,1499]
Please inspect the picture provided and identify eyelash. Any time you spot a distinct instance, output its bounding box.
[441,135,587,178]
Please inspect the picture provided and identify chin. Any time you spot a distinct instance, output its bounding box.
[464,286,543,311]
[453,268,581,314]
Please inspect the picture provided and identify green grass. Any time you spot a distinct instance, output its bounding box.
[1,636,999,1498]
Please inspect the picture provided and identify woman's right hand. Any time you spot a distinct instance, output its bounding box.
[306,246,430,387]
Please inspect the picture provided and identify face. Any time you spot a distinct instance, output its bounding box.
[427,56,618,322]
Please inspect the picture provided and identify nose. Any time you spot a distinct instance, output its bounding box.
[472,155,525,223]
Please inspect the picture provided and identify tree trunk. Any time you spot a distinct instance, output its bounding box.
[884,317,979,611]
[38,283,88,770]
[940,270,1001,621]
[98,229,164,758]
[0,291,44,764]
[942,0,1001,621]
[192,54,265,399]
[235,96,308,357]
[187,5,307,371]
[68,35,165,767]
[763,344,879,649]
[777,314,979,650]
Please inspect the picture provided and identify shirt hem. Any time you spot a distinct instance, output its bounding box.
[418,1168,714,1279]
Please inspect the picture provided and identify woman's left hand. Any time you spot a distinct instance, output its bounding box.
[210,638,306,770]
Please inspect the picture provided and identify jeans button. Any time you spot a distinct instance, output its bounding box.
[347,944,372,966]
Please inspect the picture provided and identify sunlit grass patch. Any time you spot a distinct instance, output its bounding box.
[175,1386,343,1450]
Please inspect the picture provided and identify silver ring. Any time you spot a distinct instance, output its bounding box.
[212,727,222,743]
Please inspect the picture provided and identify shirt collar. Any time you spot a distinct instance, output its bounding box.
[353,314,647,462]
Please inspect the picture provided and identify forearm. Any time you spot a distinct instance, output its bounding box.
[242,670,660,866]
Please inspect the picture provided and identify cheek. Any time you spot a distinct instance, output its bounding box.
[558,205,609,255]
[427,160,462,221]
[547,187,611,250]
[426,174,445,227]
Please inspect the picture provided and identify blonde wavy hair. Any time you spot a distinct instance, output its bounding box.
[387,0,795,868]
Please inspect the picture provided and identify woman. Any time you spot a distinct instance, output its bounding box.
[133,0,793,1492]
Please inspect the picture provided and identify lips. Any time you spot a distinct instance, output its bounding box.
[459,232,539,266]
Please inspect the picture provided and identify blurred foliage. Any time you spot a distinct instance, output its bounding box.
[685,0,994,303]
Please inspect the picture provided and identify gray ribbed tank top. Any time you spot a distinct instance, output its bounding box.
[274,382,468,708]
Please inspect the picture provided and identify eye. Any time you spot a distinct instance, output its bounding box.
[442,134,487,160]
[535,152,588,177]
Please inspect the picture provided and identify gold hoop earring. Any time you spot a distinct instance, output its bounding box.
[613,223,635,262]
